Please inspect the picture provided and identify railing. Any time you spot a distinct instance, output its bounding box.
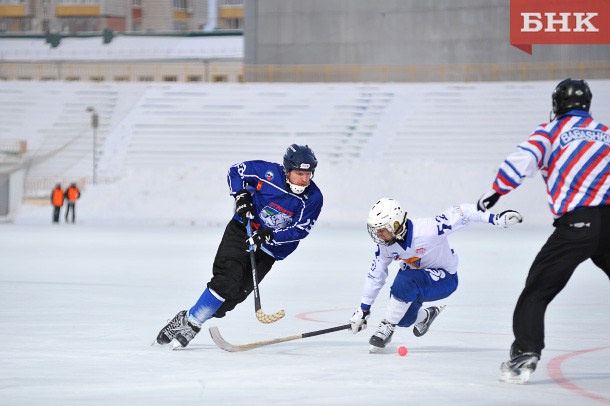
[1,60,609,84]
[0,60,244,83]
[244,61,610,83]
[0,140,26,155]
[0,140,27,162]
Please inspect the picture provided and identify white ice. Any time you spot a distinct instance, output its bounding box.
[4,76,610,402]
[1,220,609,405]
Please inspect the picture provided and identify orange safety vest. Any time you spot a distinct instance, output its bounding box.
[52,188,64,207]
[67,186,79,202]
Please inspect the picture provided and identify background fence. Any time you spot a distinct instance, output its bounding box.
[244,61,610,83]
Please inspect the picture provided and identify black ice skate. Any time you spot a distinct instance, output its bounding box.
[499,345,540,384]
[369,319,396,349]
[170,320,201,349]
[156,310,200,347]
[413,305,445,337]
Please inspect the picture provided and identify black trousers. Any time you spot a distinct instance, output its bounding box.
[52,206,61,223]
[208,219,276,318]
[65,202,76,223]
[512,206,610,356]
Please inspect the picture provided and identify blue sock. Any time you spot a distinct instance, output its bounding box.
[187,288,224,326]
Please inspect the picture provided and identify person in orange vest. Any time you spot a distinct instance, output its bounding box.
[64,182,81,223]
[50,184,64,223]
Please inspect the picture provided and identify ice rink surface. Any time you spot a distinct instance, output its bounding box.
[1,223,609,405]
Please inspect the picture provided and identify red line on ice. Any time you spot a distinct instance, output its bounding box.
[547,346,610,404]
[295,308,351,324]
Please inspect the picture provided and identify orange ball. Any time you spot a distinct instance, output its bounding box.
[398,346,408,356]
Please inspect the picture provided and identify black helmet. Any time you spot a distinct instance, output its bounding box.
[283,144,317,173]
[552,78,592,117]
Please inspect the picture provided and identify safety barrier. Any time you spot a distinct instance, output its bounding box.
[243,61,610,83]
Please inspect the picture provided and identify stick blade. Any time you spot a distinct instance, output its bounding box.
[209,326,242,352]
[256,308,286,324]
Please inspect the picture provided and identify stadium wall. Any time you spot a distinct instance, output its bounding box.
[244,0,610,82]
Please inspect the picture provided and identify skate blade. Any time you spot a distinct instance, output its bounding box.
[499,367,532,384]
[369,345,386,354]
[169,338,184,350]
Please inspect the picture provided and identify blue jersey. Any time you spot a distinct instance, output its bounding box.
[227,160,323,260]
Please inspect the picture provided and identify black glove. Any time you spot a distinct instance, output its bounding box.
[246,228,274,252]
[234,189,254,222]
[477,190,501,211]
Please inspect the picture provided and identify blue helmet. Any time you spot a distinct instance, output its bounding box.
[283,144,317,173]
[552,78,592,117]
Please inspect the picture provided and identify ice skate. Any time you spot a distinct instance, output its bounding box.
[499,351,540,384]
[369,319,396,350]
[169,319,201,349]
[413,305,445,337]
[156,310,200,346]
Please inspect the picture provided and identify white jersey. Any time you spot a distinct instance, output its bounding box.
[360,204,493,307]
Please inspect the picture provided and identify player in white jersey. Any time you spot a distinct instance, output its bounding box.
[349,198,523,351]
[478,79,610,384]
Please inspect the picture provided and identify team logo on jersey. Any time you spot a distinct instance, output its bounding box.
[260,203,293,229]
[393,254,422,269]
[265,171,274,181]
[416,247,426,255]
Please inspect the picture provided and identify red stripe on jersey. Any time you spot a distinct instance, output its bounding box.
[546,118,574,175]
[527,139,545,157]
[551,143,594,203]
[583,160,610,206]
[559,147,607,213]
[499,171,520,188]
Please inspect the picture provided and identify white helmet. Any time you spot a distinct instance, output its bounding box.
[367,198,408,245]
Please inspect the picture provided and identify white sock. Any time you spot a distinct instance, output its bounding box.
[384,295,411,325]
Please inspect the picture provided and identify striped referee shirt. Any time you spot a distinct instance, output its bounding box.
[492,110,610,218]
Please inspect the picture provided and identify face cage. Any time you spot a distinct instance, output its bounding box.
[367,224,397,246]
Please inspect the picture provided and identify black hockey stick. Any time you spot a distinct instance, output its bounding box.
[209,324,351,352]
[247,219,285,324]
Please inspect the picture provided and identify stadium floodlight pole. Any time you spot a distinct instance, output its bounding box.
[86,107,99,185]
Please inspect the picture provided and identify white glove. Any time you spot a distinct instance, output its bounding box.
[349,307,370,334]
[493,210,523,228]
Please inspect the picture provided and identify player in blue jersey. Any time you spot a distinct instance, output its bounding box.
[349,198,523,352]
[156,144,323,348]
[478,79,610,384]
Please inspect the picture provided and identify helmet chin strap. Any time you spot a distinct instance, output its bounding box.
[287,179,307,194]
[285,171,313,194]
